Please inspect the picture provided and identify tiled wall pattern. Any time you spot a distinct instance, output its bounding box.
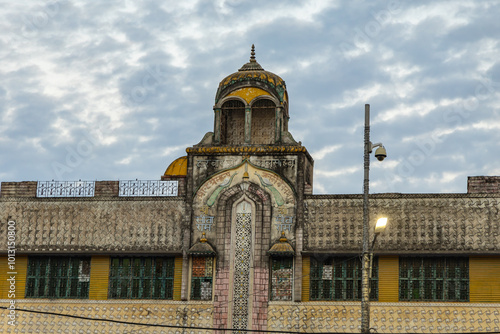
[0,199,185,252]
[3,301,500,333]
[0,301,213,333]
[304,196,500,252]
[268,302,500,333]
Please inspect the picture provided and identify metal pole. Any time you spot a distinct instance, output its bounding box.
[361,104,371,333]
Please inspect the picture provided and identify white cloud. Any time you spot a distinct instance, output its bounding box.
[311,145,342,160]
[379,100,438,123]
[315,166,360,178]
[394,2,473,31]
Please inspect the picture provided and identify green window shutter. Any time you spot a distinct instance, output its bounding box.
[26,256,90,299]
[309,256,378,301]
[399,256,469,302]
[108,256,175,299]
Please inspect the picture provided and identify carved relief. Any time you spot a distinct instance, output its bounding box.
[192,161,296,242]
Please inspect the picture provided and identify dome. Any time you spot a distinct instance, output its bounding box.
[267,232,295,257]
[164,156,187,177]
[188,233,216,256]
[215,45,287,104]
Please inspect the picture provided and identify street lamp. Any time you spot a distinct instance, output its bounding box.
[369,217,388,294]
[361,104,387,333]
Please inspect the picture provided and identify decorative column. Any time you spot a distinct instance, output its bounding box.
[245,107,251,144]
[275,106,282,143]
[214,107,221,144]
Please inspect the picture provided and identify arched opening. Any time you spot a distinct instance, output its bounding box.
[221,100,245,145]
[212,183,272,333]
[251,99,276,144]
[229,199,254,331]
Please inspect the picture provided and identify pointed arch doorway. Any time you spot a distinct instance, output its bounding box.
[208,179,279,334]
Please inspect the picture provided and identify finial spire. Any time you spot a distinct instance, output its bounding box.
[238,44,264,71]
[250,44,256,62]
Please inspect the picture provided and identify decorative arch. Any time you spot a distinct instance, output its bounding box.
[217,95,249,109]
[249,94,280,107]
[212,182,272,333]
[191,161,297,332]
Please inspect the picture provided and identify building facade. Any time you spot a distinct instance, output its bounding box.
[1,46,500,333]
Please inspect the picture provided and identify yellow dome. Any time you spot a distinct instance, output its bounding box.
[164,156,187,177]
[215,45,287,104]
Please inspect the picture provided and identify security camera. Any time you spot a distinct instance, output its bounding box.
[374,146,387,161]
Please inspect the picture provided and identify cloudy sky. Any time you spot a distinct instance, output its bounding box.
[1,0,500,195]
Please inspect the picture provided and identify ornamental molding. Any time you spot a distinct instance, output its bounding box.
[187,145,306,154]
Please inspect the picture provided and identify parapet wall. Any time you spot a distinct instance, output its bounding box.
[0,179,186,197]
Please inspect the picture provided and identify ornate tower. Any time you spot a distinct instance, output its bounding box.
[213,44,290,146]
[166,45,314,333]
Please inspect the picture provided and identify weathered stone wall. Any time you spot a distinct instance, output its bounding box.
[468,176,500,194]
[0,198,185,253]
[0,182,37,197]
[304,194,500,254]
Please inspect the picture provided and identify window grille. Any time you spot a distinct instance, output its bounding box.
[108,257,174,299]
[191,257,214,300]
[271,257,293,301]
[399,257,469,301]
[26,256,90,298]
[251,99,275,145]
[310,256,378,301]
[221,100,245,144]
[251,99,275,109]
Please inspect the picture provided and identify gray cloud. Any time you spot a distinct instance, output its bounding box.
[1,0,499,196]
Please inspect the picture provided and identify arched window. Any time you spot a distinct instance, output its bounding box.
[251,99,275,144]
[221,100,245,145]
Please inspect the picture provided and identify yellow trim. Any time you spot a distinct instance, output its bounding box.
[226,87,271,104]
[0,256,7,298]
[89,256,110,300]
[470,256,500,302]
[164,156,188,176]
[173,256,183,301]
[0,255,28,299]
[302,256,310,302]
[378,256,399,302]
